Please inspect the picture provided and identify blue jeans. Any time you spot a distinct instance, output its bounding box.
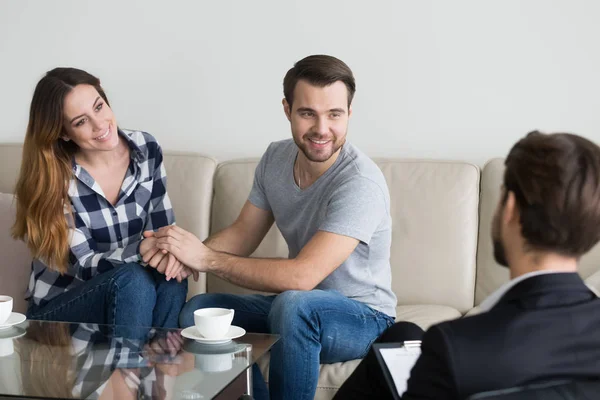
[27,263,187,331]
[180,290,394,400]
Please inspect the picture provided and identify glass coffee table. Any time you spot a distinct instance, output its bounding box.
[0,319,279,399]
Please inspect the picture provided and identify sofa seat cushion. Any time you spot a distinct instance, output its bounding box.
[257,354,360,400]
[256,304,461,399]
[395,304,462,330]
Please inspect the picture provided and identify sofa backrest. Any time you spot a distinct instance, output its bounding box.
[0,144,23,193]
[0,144,217,300]
[208,161,288,296]
[476,158,600,304]
[4,140,597,313]
[161,152,217,296]
[0,193,33,313]
[208,159,481,313]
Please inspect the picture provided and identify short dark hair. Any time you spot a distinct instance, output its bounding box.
[283,54,356,108]
[503,130,600,257]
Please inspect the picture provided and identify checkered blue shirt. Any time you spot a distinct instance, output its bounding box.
[26,130,175,307]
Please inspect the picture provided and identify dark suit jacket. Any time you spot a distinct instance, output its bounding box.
[401,273,600,400]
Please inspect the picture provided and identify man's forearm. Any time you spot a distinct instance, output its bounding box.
[203,225,254,257]
[205,252,312,293]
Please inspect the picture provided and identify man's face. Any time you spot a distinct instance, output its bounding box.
[284,80,351,163]
[491,194,509,267]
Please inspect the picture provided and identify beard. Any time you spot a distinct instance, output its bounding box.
[492,238,509,267]
[491,210,509,267]
[293,133,346,163]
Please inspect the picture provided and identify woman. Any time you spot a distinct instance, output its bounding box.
[12,67,187,328]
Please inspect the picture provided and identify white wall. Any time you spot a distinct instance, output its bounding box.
[1,0,599,164]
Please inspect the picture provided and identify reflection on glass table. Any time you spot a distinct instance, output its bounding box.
[0,319,279,399]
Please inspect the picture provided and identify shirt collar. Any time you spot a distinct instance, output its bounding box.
[478,270,570,313]
[119,129,146,164]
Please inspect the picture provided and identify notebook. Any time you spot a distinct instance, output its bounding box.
[372,341,422,399]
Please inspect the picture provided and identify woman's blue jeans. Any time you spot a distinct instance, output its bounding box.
[27,263,187,334]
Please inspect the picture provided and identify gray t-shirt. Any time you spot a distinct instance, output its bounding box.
[248,139,397,318]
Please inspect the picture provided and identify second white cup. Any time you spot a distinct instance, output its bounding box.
[0,296,13,325]
[193,308,235,339]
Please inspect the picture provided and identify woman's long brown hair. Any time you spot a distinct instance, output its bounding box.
[11,68,110,273]
[16,321,76,398]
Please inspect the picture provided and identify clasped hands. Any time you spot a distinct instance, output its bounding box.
[139,226,212,282]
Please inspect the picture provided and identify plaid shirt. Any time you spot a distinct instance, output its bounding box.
[26,130,175,307]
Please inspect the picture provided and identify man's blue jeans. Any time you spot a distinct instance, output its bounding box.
[180,289,394,400]
[27,263,187,331]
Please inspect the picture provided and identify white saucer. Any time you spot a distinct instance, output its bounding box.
[181,325,246,344]
[0,326,26,340]
[0,313,26,330]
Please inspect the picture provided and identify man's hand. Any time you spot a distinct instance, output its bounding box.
[153,226,211,271]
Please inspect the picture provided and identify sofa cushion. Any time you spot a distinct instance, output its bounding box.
[257,354,361,400]
[475,158,510,304]
[0,193,32,313]
[377,160,480,313]
[208,160,286,295]
[476,158,600,304]
[394,304,462,330]
[162,152,217,298]
[0,144,23,194]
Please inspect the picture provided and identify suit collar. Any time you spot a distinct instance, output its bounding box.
[480,272,595,313]
[479,271,564,312]
[498,272,593,306]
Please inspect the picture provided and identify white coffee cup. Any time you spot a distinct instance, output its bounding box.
[193,308,234,339]
[0,296,13,325]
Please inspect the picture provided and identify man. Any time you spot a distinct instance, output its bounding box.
[336,131,600,399]
[142,54,397,400]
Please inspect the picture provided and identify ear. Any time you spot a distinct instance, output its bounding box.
[61,135,71,142]
[348,104,352,118]
[503,191,520,226]
[282,98,292,122]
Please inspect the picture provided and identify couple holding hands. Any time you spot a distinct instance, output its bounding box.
[12,54,399,399]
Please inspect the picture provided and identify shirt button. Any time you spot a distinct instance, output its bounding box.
[112,210,117,216]
[117,235,122,241]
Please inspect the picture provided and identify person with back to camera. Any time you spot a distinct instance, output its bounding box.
[335,131,600,399]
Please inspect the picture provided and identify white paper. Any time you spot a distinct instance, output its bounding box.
[379,346,421,396]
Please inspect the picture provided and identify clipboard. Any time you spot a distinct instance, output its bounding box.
[372,341,422,399]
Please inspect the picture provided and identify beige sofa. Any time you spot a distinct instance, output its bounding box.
[1,143,599,399]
